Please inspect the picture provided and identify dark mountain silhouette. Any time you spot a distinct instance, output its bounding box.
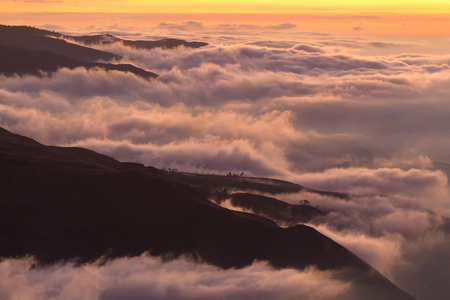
[0,24,62,38]
[228,193,325,225]
[0,44,157,79]
[164,171,348,200]
[0,24,207,79]
[0,24,207,59]
[66,33,209,50]
[0,127,416,300]
[0,25,120,62]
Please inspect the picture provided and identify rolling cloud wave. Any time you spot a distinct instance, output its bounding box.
[0,255,351,300]
[1,26,450,300]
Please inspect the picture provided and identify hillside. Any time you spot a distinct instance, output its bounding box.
[0,25,119,62]
[0,24,207,79]
[0,127,415,300]
[0,44,157,79]
[0,24,208,59]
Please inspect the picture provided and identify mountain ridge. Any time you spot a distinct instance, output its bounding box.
[0,127,416,300]
[0,24,207,79]
[0,24,208,56]
[0,44,158,79]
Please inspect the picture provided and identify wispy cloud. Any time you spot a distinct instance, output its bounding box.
[0,255,351,300]
[1,25,450,300]
[154,21,297,32]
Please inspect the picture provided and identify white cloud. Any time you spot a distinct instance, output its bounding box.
[0,255,350,300]
[2,25,450,300]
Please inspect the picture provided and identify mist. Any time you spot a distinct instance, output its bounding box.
[1,22,450,300]
[254,166,450,300]
[0,254,352,300]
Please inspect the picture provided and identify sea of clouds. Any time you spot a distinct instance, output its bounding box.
[0,254,353,300]
[1,21,450,300]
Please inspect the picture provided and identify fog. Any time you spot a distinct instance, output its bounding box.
[251,166,450,300]
[0,254,351,300]
[2,29,450,173]
[1,22,450,300]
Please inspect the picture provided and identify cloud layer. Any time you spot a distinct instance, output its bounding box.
[2,45,450,174]
[0,255,350,300]
[261,167,450,300]
[2,30,450,177]
[1,24,450,300]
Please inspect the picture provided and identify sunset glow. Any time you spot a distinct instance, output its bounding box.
[1,0,448,36]
[1,0,450,299]
[2,0,450,14]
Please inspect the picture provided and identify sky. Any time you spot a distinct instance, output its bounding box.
[1,1,450,300]
[1,0,450,36]
[2,0,450,13]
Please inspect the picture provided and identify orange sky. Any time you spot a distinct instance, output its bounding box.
[1,0,450,14]
[0,1,449,36]
[1,12,448,37]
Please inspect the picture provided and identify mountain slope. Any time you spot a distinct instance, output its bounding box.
[0,44,157,79]
[66,33,208,49]
[0,24,209,79]
[228,193,325,225]
[165,171,348,199]
[0,25,119,62]
[0,24,208,59]
[0,127,416,300]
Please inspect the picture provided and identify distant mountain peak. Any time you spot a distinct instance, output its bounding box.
[0,24,208,79]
